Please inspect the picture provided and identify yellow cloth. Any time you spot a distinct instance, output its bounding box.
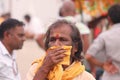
[33,46,85,80]
[48,46,72,65]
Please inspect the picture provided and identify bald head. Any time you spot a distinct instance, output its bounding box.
[59,1,76,17]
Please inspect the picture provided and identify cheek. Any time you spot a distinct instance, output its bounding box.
[14,36,21,41]
[48,42,53,48]
[48,42,58,47]
[71,45,77,54]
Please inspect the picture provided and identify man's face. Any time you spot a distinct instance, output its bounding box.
[48,24,78,57]
[8,26,25,50]
[48,24,72,47]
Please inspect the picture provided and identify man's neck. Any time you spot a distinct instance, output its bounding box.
[62,65,69,71]
[1,40,13,55]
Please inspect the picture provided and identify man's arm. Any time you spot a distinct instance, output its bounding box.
[85,54,118,74]
[33,65,51,80]
[33,47,66,80]
[85,54,103,68]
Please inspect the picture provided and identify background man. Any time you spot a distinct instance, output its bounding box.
[24,14,45,49]
[0,18,26,80]
[86,4,120,80]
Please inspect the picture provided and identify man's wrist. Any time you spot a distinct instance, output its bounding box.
[40,65,51,74]
[100,63,104,69]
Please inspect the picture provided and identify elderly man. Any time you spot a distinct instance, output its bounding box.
[26,20,95,80]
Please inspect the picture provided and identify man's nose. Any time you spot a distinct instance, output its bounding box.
[54,39,62,46]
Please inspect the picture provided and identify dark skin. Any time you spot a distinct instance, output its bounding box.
[33,24,77,80]
[1,26,25,54]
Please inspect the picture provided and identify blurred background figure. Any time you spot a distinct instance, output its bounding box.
[0,12,11,24]
[59,0,90,53]
[24,14,45,49]
[86,4,120,80]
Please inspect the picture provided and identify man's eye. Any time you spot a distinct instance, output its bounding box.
[49,38,55,42]
[18,34,25,37]
[60,38,67,41]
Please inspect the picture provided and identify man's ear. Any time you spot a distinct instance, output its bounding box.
[107,16,113,25]
[4,31,10,38]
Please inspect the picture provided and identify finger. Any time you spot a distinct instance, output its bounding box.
[53,47,65,53]
[55,54,66,60]
[107,59,113,64]
[109,65,118,74]
[54,49,66,56]
[51,52,66,63]
[53,58,64,64]
[47,47,64,54]
[103,63,111,73]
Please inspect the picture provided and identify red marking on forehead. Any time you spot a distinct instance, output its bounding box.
[55,33,60,39]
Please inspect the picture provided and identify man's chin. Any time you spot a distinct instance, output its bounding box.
[16,46,23,49]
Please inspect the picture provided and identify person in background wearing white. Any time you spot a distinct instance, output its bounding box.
[24,14,45,49]
[59,1,90,53]
[0,18,26,80]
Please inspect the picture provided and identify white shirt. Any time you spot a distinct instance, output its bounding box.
[0,41,21,80]
[59,16,90,34]
[24,17,45,37]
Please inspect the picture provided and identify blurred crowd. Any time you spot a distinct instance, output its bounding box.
[0,0,120,80]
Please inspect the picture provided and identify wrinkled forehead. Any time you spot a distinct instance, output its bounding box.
[49,24,72,35]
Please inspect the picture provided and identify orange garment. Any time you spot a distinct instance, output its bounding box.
[33,46,85,80]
